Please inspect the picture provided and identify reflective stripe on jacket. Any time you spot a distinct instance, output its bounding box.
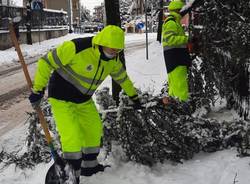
[33,37,137,103]
[162,12,191,73]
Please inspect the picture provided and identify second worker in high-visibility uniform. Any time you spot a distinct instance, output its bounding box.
[162,0,191,102]
[28,25,141,183]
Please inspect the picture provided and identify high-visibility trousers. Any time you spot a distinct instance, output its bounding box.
[168,66,189,102]
[49,98,103,158]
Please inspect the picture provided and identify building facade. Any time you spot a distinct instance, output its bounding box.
[93,3,104,23]
[45,0,80,25]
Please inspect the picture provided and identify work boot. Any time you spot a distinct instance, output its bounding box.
[81,164,111,176]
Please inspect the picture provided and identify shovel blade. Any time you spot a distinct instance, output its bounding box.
[45,164,62,184]
[45,163,78,184]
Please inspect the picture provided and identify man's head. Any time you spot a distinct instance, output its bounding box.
[168,0,185,12]
[93,25,125,50]
[93,25,125,58]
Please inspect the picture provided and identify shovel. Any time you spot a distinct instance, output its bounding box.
[8,19,75,184]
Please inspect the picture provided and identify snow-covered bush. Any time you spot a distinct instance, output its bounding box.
[100,92,250,166]
[0,102,53,169]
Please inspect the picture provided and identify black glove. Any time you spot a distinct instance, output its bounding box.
[132,98,143,110]
[28,90,44,109]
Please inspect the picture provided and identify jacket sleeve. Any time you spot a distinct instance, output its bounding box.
[110,58,138,99]
[162,21,188,46]
[33,41,76,92]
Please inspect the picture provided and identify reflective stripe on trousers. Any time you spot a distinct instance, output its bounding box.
[163,45,186,51]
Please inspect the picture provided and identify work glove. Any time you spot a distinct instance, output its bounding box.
[131,98,143,110]
[28,89,44,110]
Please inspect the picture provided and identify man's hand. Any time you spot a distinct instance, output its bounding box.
[28,90,44,110]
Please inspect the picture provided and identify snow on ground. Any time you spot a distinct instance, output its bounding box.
[126,41,166,94]
[1,33,250,184]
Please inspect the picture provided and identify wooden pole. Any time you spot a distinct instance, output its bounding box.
[9,21,53,145]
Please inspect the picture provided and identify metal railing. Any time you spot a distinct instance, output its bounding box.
[0,5,68,30]
[0,5,25,29]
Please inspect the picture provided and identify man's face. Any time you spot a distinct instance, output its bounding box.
[102,46,122,58]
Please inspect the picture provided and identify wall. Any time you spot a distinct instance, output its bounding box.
[46,0,67,11]
[46,0,80,25]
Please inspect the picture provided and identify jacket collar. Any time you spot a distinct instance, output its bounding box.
[169,11,182,23]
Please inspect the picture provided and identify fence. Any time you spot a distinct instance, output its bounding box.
[0,5,68,30]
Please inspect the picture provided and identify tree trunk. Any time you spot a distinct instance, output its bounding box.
[104,0,125,106]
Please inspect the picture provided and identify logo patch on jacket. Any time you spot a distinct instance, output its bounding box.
[86,64,93,72]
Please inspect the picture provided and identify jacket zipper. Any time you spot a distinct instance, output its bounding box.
[96,67,104,85]
[87,58,101,94]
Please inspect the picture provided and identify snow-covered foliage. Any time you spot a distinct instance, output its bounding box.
[99,90,250,166]
[191,0,250,120]
[0,102,59,170]
[119,0,159,29]
[1,90,249,169]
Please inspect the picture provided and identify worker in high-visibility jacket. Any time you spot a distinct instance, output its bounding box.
[28,25,142,183]
[162,0,191,102]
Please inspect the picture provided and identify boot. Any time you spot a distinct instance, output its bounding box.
[64,159,81,184]
[81,164,111,176]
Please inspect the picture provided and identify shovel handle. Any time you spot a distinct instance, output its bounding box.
[9,21,53,144]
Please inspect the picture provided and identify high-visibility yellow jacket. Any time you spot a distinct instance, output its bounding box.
[33,26,138,103]
[162,11,191,73]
